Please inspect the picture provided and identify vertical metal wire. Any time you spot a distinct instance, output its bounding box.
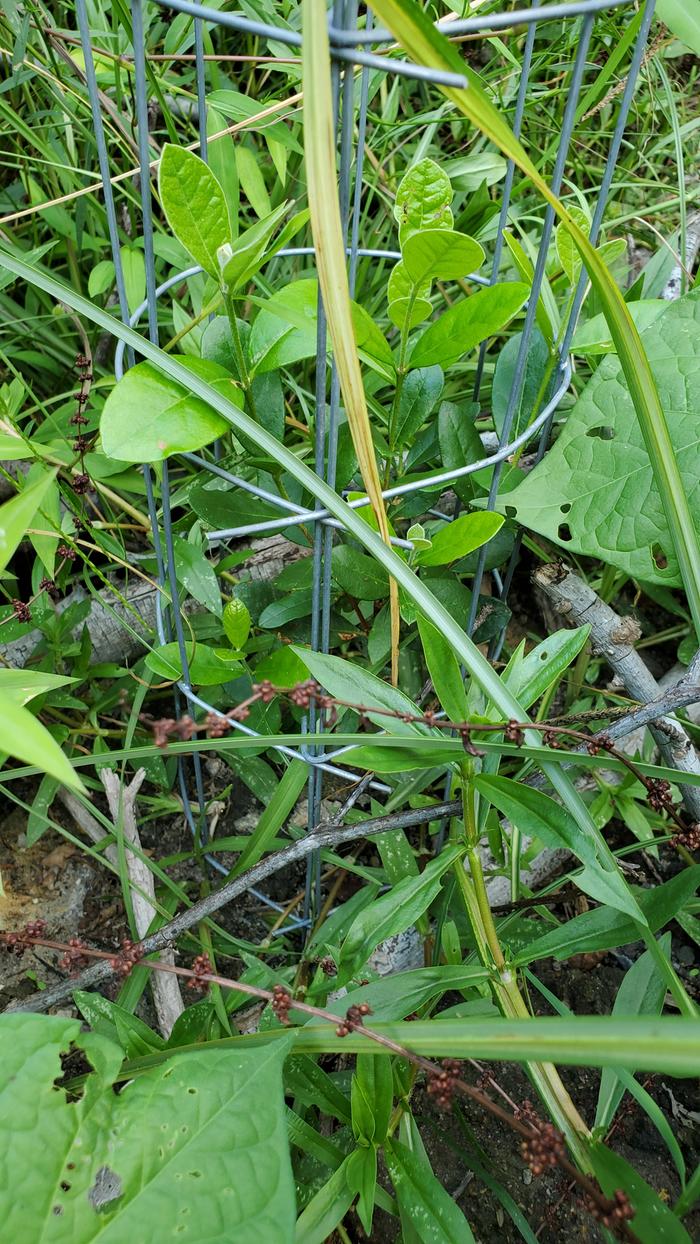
[132,0,209,844]
[467,12,596,636]
[194,18,208,161]
[492,0,657,643]
[472,22,536,404]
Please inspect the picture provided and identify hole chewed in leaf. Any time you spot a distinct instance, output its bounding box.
[557,524,572,542]
[652,544,669,571]
[586,425,614,440]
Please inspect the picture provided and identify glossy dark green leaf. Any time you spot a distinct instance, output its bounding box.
[332,545,389,600]
[395,366,443,446]
[174,537,221,616]
[410,282,529,369]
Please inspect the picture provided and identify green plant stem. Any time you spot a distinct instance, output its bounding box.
[223,288,257,420]
[454,770,592,1170]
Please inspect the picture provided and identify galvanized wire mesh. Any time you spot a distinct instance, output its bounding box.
[74,0,655,932]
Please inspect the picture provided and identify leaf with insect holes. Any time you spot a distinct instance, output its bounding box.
[100,358,241,463]
[0,1014,295,1242]
[498,290,700,584]
[158,145,232,278]
[394,157,453,244]
[410,282,529,369]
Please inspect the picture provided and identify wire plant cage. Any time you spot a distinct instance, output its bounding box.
[71,0,655,932]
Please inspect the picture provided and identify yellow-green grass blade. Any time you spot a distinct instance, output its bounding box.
[302,0,400,682]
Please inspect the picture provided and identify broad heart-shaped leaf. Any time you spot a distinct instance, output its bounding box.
[410,282,529,369]
[0,1013,295,1243]
[656,0,700,57]
[0,467,57,574]
[394,157,453,245]
[158,145,232,278]
[402,229,484,284]
[338,845,462,984]
[100,358,240,463]
[0,688,83,790]
[416,511,504,566]
[498,289,700,585]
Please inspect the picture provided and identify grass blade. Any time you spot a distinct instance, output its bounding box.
[302,0,400,682]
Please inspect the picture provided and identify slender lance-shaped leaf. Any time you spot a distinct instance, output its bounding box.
[301,0,400,683]
[369,0,700,644]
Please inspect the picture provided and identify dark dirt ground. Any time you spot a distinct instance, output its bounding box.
[1,782,698,1244]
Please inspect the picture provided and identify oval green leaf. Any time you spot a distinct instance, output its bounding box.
[100,358,240,463]
[410,281,529,369]
[416,511,504,566]
[158,145,232,278]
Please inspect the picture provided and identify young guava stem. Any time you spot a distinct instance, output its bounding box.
[454,767,592,1170]
[223,289,257,420]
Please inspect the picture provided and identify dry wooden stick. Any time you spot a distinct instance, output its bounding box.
[101,768,184,1036]
[535,561,700,822]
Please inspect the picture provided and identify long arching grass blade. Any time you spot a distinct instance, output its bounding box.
[370,0,700,643]
[302,0,400,683]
